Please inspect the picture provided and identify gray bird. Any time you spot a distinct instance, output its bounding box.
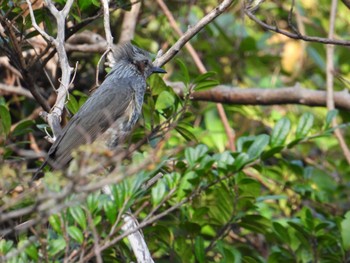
[35,42,166,175]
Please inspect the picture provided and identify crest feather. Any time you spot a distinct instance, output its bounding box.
[111,42,149,64]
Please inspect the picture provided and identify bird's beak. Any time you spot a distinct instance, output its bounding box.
[152,66,167,74]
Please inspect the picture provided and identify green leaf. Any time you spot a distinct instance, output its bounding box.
[236,136,255,152]
[94,215,102,226]
[341,211,350,250]
[324,109,338,129]
[25,244,39,260]
[185,144,208,166]
[270,117,291,147]
[273,222,290,244]
[0,105,11,136]
[194,79,219,91]
[11,120,35,137]
[164,172,181,189]
[104,200,117,224]
[49,214,62,234]
[176,59,190,84]
[48,237,66,257]
[155,90,175,110]
[66,94,79,114]
[177,171,197,200]
[194,236,205,263]
[78,0,94,11]
[213,151,235,169]
[87,192,100,214]
[239,215,271,234]
[175,123,197,142]
[152,180,167,205]
[193,71,217,84]
[69,206,87,230]
[0,239,13,254]
[296,112,314,138]
[288,221,311,243]
[203,109,226,151]
[247,134,270,160]
[261,145,284,159]
[301,207,314,231]
[233,152,250,171]
[68,226,84,244]
[149,74,168,95]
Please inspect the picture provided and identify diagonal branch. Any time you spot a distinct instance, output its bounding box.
[156,0,236,151]
[153,0,235,67]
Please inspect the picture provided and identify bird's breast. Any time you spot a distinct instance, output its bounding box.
[98,98,140,149]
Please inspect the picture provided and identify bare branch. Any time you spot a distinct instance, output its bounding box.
[326,0,350,163]
[0,83,34,98]
[30,0,75,140]
[244,8,350,46]
[169,82,350,111]
[119,1,141,43]
[101,0,114,49]
[153,0,235,67]
[156,0,236,151]
[26,0,54,43]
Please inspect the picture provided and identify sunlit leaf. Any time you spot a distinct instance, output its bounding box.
[270,117,291,146]
[155,91,175,110]
[296,112,314,138]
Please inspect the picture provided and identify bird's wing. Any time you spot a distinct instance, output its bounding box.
[48,77,138,169]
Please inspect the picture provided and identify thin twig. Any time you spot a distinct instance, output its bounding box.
[156,0,236,151]
[245,8,350,46]
[326,0,350,164]
[153,0,235,67]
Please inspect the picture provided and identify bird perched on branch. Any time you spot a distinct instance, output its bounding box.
[35,42,166,176]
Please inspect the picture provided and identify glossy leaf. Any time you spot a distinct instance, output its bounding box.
[152,180,167,205]
[341,211,350,250]
[69,206,87,230]
[324,109,338,129]
[155,90,175,110]
[247,134,270,160]
[176,59,190,84]
[194,236,205,263]
[296,112,314,138]
[68,226,84,244]
[270,117,291,147]
[48,237,66,257]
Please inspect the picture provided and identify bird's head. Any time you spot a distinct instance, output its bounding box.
[111,42,166,79]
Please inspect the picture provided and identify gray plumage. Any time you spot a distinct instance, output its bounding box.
[36,43,166,173]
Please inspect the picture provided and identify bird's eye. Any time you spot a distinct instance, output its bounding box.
[143,60,149,66]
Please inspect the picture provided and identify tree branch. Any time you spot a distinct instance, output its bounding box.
[326,0,350,163]
[153,0,235,67]
[26,0,74,140]
[119,1,141,43]
[156,0,236,151]
[244,8,350,46]
[169,82,350,111]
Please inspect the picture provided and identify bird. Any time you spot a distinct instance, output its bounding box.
[35,42,166,176]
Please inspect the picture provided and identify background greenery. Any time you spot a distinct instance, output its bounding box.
[1,0,350,262]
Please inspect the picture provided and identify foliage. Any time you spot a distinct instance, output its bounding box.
[1,0,350,262]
